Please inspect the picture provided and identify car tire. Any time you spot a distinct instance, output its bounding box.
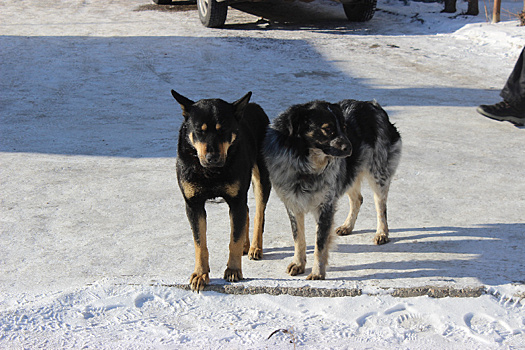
[343,0,377,22]
[197,0,228,28]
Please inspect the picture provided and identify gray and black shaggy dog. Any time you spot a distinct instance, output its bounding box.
[263,99,402,280]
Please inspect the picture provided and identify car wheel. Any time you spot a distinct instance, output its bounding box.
[343,0,377,22]
[197,0,228,28]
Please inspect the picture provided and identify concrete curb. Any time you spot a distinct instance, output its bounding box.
[149,284,525,305]
[122,282,524,300]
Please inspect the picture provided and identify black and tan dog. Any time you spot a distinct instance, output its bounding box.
[263,99,401,280]
[172,90,271,292]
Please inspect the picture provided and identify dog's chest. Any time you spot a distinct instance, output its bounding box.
[272,157,344,213]
[176,155,249,201]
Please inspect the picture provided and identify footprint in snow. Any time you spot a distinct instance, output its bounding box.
[463,312,515,343]
[356,304,408,328]
[134,293,155,308]
[356,312,377,327]
[384,304,407,315]
[396,313,433,332]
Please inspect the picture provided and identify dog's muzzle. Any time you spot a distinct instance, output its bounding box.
[201,152,226,168]
[328,137,352,157]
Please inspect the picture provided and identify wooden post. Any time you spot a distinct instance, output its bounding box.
[492,0,501,23]
[522,0,525,26]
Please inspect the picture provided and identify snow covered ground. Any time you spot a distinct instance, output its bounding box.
[1,0,525,348]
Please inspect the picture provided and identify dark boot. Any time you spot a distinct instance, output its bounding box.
[477,101,525,126]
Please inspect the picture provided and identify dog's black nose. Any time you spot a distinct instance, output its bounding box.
[206,153,222,165]
[332,138,351,151]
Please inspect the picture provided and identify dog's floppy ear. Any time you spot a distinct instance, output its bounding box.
[171,90,195,119]
[276,104,306,137]
[232,91,252,120]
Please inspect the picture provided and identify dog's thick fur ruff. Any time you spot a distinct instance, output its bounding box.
[263,99,401,280]
[172,90,271,291]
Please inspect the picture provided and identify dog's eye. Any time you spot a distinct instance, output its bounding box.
[195,123,208,135]
[322,126,335,137]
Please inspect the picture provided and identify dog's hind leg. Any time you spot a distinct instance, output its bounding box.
[248,164,271,260]
[336,174,364,236]
[286,208,306,276]
[368,176,391,245]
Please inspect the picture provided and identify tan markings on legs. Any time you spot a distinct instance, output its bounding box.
[307,222,333,280]
[180,180,199,200]
[369,175,391,245]
[336,173,364,236]
[190,215,210,292]
[287,211,306,276]
[224,181,240,198]
[244,207,250,255]
[248,165,265,260]
[224,211,245,282]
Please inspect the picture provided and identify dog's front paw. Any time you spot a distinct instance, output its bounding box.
[306,273,325,280]
[190,272,210,292]
[248,247,263,260]
[224,267,243,282]
[374,233,390,245]
[286,262,305,276]
[335,226,353,236]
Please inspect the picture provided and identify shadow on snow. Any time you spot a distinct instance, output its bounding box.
[264,223,525,286]
[0,35,491,158]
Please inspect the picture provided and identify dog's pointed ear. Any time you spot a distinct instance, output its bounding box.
[232,91,252,120]
[171,90,194,119]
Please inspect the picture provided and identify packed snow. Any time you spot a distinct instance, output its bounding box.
[1,0,524,348]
